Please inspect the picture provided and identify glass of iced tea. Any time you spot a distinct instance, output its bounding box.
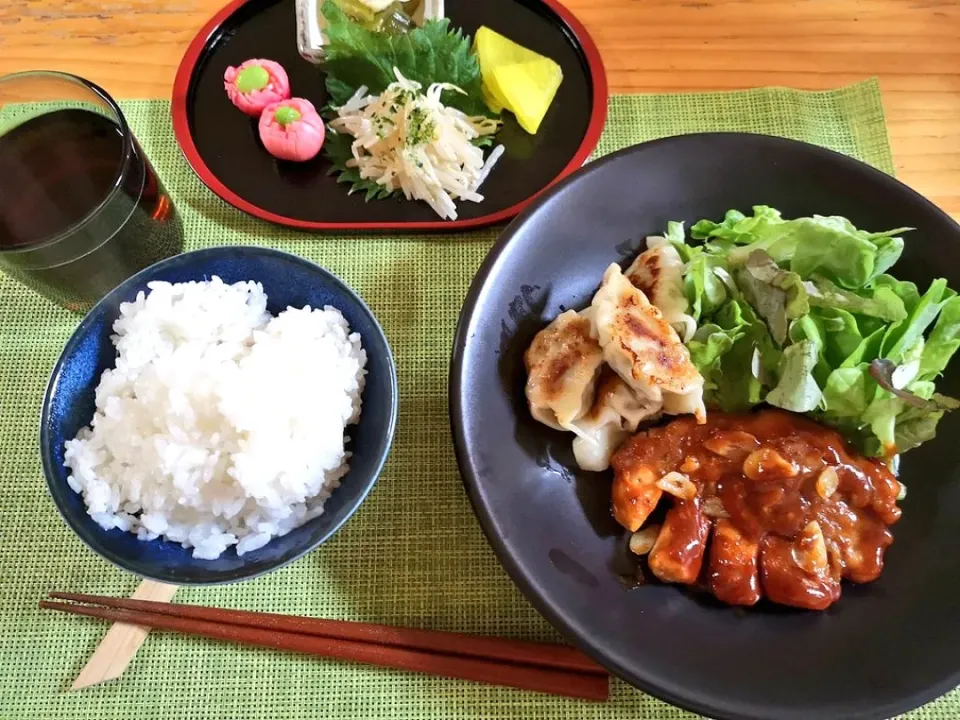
[0,71,184,312]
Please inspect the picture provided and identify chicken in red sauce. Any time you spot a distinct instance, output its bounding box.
[611,409,902,610]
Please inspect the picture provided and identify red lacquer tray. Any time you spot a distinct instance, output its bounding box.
[172,0,608,232]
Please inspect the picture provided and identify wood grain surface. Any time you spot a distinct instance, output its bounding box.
[1,0,958,216]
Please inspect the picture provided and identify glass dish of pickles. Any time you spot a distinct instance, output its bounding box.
[296,0,442,63]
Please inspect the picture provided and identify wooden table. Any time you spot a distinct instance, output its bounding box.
[1,0,958,217]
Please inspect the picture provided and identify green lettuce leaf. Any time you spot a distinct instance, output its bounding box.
[704,297,783,410]
[715,297,748,330]
[690,206,781,244]
[861,393,901,457]
[814,307,862,367]
[821,365,871,418]
[840,326,885,368]
[881,278,952,362]
[694,207,911,289]
[894,409,944,454]
[734,270,786,345]
[789,314,831,386]
[805,275,907,323]
[788,217,885,287]
[870,232,907,281]
[664,220,686,246]
[766,340,824,412]
[852,337,959,457]
[677,206,957,458]
[919,296,960,380]
[744,250,808,317]
[663,221,701,263]
[684,253,728,321]
[867,357,959,413]
[686,324,744,391]
[734,250,811,347]
[710,335,765,411]
[880,381,954,456]
[871,274,921,314]
[697,206,800,264]
[858,377,949,458]
[718,298,781,379]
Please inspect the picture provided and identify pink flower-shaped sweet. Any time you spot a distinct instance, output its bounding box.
[224,59,291,117]
[258,98,326,162]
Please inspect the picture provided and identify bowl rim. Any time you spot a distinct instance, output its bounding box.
[40,245,399,585]
[448,132,960,720]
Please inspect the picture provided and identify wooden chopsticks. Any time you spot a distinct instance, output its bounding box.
[41,593,608,701]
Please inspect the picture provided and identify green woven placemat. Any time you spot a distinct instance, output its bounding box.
[1,80,954,719]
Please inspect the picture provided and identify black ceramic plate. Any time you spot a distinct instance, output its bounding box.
[450,134,960,720]
[172,0,607,231]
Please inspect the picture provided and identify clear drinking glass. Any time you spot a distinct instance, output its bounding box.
[0,71,184,312]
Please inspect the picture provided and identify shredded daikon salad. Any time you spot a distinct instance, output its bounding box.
[329,69,504,220]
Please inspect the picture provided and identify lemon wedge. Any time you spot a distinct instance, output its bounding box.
[474,26,563,135]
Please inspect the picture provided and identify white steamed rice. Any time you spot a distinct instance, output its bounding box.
[64,276,367,560]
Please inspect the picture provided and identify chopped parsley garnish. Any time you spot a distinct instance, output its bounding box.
[406,107,436,146]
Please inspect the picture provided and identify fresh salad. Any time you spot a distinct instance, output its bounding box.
[320,0,499,213]
[661,206,960,464]
[319,0,561,217]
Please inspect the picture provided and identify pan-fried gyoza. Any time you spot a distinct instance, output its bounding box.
[524,235,706,472]
[524,309,604,432]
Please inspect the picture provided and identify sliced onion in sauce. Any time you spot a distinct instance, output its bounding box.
[703,431,759,458]
[629,525,661,555]
[816,467,839,499]
[656,471,697,500]
[680,455,701,473]
[702,496,730,519]
[742,447,798,480]
[792,521,829,574]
